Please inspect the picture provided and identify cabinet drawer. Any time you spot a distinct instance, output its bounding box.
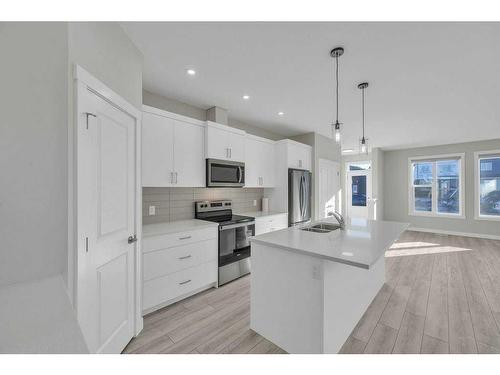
[255,214,288,234]
[143,261,217,311]
[143,239,217,281]
[268,214,288,231]
[142,227,217,253]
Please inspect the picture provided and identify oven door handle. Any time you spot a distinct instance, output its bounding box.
[220,221,255,231]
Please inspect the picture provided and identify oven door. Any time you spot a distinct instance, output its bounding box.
[219,221,255,267]
[207,159,245,187]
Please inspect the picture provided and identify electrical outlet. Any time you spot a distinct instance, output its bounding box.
[253,200,257,206]
[149,205,156,216]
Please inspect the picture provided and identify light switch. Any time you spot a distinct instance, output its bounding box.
[149,205,156,216]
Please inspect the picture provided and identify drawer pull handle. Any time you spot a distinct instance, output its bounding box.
[179,279,192,285]
[178,255,192,260]
[179,235,192,240]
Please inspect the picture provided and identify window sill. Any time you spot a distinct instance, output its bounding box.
[474,215,500,222]
[408,212,466,220]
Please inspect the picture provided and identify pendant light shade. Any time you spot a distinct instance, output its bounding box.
[358,82,369,155]
[330,47,344,144]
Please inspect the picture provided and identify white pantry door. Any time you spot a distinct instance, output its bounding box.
[77,86,136,353]
[318,159,340,219]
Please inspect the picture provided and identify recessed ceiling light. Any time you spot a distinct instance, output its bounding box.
[186,69,196,76]
[342,149,354,153]
[243,95,250,100]
[278,111,284,116]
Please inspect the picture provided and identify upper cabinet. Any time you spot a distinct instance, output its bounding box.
[283,139,312,171]
[142,106,205,187]
[245,135,275,187]
[205,121,245,162]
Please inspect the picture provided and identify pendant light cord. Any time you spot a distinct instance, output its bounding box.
[361,86,365,138]
[335,55,339,124]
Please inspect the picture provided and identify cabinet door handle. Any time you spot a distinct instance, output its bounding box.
[230,148,232,158]
[170,172,174,184]
[179,235,192,240]
[226,148,229,158]
[179,279,191,285]
[299,159,303,168]
[178,255,192,260]
[174,172,178,184]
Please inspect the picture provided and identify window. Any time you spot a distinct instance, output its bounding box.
[348,161,371,171]
[409,154,464,218]
[475,151,500,220]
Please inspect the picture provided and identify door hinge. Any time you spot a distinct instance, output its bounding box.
[84,112,97,129]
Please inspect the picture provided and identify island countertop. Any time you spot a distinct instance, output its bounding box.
[250,217,408,269]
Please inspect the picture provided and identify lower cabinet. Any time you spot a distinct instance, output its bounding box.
[142,226,218,313]
[254,213,288,235]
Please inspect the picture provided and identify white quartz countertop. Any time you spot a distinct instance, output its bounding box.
[236,211,288,218]
[250,217,408,269]
[143,219,219,237]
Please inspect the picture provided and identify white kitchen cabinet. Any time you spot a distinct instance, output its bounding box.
[205,121,245,162]
[286,140,312,171]
[142,111,174,186]
[245,135,275,188]
[254,213,288,235]
[142,222,218,313]
[173,121,205,186]
[142,106,205,187]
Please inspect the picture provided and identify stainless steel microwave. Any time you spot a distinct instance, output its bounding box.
[206,159,245,187]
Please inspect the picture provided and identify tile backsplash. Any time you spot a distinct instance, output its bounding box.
[143,187,264,225]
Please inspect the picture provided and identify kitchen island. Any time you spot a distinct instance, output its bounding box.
[250,217,408,354]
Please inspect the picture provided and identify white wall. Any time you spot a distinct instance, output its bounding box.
[384,139,500,237]
[0,21,143,291]
[0,23,69,287]
[68,23,143,109]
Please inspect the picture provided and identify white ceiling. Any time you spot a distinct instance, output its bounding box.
[122,22,500,151]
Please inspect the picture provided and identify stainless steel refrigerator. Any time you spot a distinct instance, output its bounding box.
[288,168,312,226]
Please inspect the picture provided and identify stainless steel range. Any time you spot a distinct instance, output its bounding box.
[195,200,255,286]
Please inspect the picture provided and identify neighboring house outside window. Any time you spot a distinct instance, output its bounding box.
[408,154,465,219]
[475,150,500,221]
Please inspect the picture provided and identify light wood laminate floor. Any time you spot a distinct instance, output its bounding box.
[123,231,500,354]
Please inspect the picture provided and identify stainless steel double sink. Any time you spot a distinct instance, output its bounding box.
[300,222,341,233]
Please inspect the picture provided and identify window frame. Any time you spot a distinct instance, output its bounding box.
[407,153,465,219]
[474,149,500,221]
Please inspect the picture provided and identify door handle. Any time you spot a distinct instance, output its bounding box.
[128,235,138,244]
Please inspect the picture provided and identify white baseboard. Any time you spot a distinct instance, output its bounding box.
[408,226,500,241]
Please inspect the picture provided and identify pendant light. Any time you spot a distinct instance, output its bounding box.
[330,47,344,143]
[358,82,369,154]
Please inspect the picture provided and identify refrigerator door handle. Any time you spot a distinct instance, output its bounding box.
[298,175,302,219]
[299,175,304,219]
